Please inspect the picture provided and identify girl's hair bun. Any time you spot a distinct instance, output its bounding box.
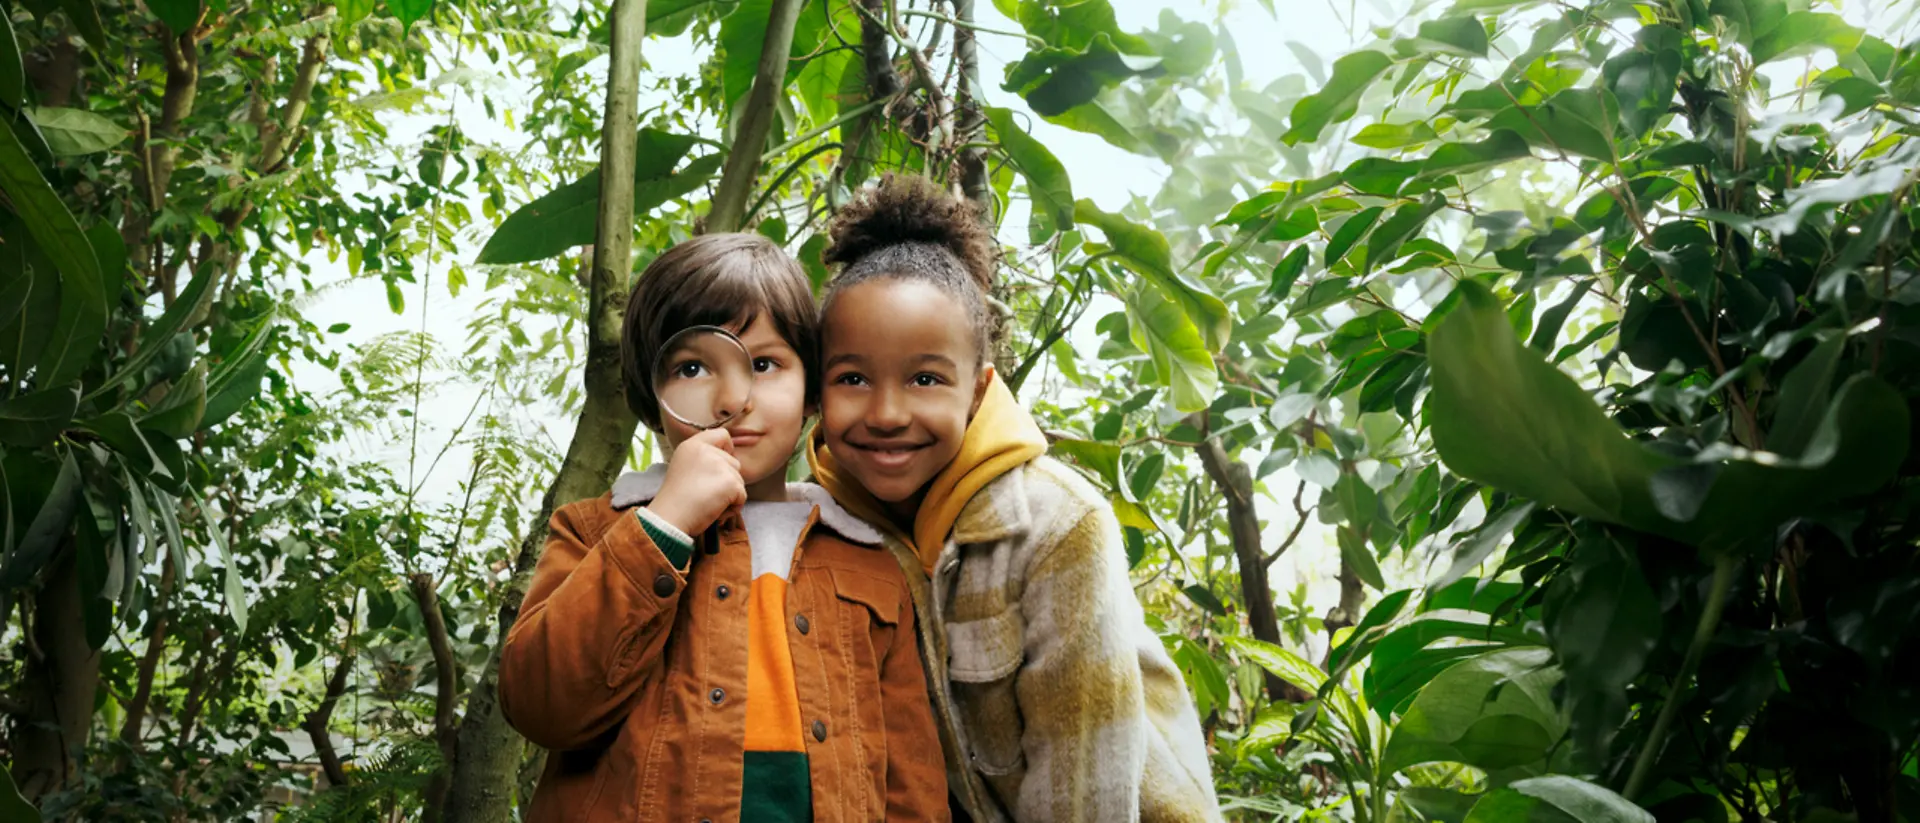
[822,173,995,291]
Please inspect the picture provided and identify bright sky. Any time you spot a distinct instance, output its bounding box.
[293,0,1906,656]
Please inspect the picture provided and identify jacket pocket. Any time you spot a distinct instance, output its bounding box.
[946,608,1027,776]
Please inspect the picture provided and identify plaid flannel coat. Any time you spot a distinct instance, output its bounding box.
[891,455,1224,823]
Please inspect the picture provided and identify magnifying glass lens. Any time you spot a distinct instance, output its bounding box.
[653,327,754,431]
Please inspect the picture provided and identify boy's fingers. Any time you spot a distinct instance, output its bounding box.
[705,428,736,454]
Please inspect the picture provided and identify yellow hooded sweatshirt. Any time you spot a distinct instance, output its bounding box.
[805,372,1047,572]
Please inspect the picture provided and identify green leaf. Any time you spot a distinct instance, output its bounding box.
[477,131,715,265]
[1528,280,1593,351]
[1365,618,1537,719]
[1406,15,1488,57]
[1351,121,1439,149]
[1379,647,1565,774]
[1004,33,1165,117]
[337,0,376,23]
[1223,635,1328,693]
[1765,333,1843,459]
[1182,584,1228,616]
[104,262,215,402]
[1325,206,1383,270]
[1128,452,1167,501]
[1076,199,1230,350]
[36,223,118,390]
[56,0,107,53]
[1465,777,1654,823]
[1751,12,1861,64]
[1291,277,1355,317]
[29,107,124,156]
[1544,530,1660,760]
[1343,157,1421,197]
[140,361,207,439]
[1404,787,1480,823]
[194,488,248,634]
[386,0,432,33]
[987,107,1075,244]
[1261,247,1309,309]
[1821,76,1885,118]
[0,115,103,305]
[1420,129,1532,177]
[201,338,271,429]
[0,447,80,587]
[1603,25,1683,137]
[1365,193,1445,273]
[1427,280,1910,552]
[1487,89,1617,161]
[77,412,168,480]
[147,0,200,32]
[0,10,24,109]
[0,763,39,823]
[1338,526,1387,590]
[1124,283,1218,413]
[1283,49,1393,145]
[0,385,78,447]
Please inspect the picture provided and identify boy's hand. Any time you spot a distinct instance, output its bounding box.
[646,428,748,537]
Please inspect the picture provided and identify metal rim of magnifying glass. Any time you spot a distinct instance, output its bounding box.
[653,324,753,432]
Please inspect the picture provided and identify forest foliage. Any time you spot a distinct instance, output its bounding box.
[1,0,1918,820]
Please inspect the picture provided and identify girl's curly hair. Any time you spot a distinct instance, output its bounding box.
[819,174,1000,364]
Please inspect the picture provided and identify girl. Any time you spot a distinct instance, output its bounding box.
[806,176,1223,823]
[500,232,949,822]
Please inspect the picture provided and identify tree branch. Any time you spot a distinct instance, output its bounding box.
[708,0,808,233]
[1263,479,1312,567]
[303,647,356,789]
[414,573,459,822]
[118,546,177,751]
[951,0,991,221]
[1188,412,1311,703]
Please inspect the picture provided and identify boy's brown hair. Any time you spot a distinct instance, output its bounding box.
[620,233,819,432]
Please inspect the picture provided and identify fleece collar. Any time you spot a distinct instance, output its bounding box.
[609,464,884,546]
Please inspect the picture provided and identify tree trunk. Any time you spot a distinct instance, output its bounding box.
[304,648,357,789]
[1189,414,1312,703]
[12,547,104,802]
[706,0,807,233]
[441,0,651,819]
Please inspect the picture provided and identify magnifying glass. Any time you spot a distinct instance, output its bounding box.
[652,325,755,431]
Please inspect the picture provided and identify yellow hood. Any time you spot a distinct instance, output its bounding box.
[806,372,1048,572]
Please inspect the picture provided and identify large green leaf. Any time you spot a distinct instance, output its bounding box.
[0,385,79,447]
[147,0,200,32]
[29,107,126,156]
[1364,193,1445,274]
[1603,25,1683,137]
[1283,50,1392,145]
[1750,12,1861,64]
[1124,283,1217,412]
[36,223,119,389]
[1404,15,1488,57]
[386,0,432,33]
[0,10,23,109]
[986,107,1075,244]
[1223,635,1328,693]
[1464,776,1653,823]
[98,262,217,403]
[1420,129,1533,178]
[647,0,733,37]
[140,361,207,439]
[1426,280,1910,552]
[1364,616,1537,719]
[0,447,80,587]
[1004,33,1164,117]
[476,130,714,264]
[1076,200,1230,350]
[1379,647,1566,774]
[77,412,170,481]
[0,763,38,823]
[194,488,248,634]
[201,335,271,429]
[1487,88,1618,161]
[0,115,103,305]
[1543,530,1660,760]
